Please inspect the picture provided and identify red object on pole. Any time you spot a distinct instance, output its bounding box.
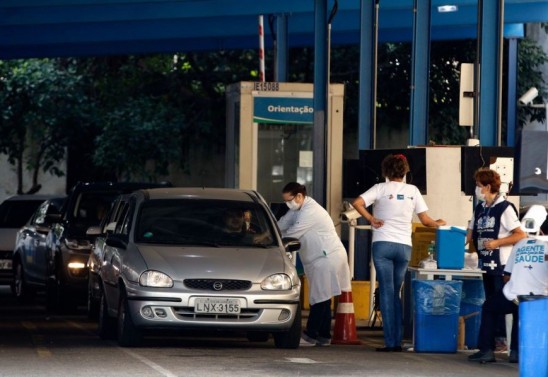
[258,15,265,82]
[331,291,361,345]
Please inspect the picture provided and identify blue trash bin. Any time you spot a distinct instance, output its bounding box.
[519,295,548,377]
[413,279,463,353]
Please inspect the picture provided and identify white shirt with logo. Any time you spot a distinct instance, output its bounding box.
[360,181,428,246]
[503,236,548,301]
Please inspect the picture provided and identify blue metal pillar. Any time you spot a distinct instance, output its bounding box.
[313,0,328,206]
[478,0,504,146]
[275,14,288,82]
[506,38,518,147]
[409,0,431,146]
[358,0,377,151]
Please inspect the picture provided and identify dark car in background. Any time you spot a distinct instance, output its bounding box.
[45,181,171,313]
[12,196,66,300]
[0,195,60,292]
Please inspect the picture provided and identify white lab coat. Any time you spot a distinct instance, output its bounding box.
[278,196,352,305]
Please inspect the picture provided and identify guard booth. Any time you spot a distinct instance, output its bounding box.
[225,81,345,223]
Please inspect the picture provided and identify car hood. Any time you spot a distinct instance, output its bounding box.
[136,244,287,282]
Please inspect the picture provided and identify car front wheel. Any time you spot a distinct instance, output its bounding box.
[98,292,117,340]
[14,262,34,301]
[117,291,142,347]
[273,305,302,349]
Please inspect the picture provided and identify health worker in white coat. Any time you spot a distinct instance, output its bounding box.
[278,182,352,347]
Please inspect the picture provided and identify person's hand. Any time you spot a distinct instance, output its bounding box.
[370,217,384,229]
[435,219,447,227]
[253,232,272,244]
[483,239,498,250]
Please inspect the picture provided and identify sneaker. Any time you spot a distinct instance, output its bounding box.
[299,333,318,347]
[317,336,331,347]
[468,350,496,363]
[508,350,519,363]
[375,346,403,352]
[495,337,508,352]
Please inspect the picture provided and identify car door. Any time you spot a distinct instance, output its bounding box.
[23,201,55,285]
[102,201,131,310]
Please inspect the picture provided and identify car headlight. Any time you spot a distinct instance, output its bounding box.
[261,274,292,290]
[139,270,173,288]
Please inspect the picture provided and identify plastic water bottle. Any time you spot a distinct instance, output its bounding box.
[428,240,436,258]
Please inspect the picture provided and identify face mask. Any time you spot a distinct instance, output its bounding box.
[475,186,485,202]
[286,199,300,211]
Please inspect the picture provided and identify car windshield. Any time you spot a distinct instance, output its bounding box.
[135,199,277,247]
[0,200,45,228]
[71,192,119,227]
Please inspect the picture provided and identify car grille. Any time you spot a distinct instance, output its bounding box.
[173,307,261,321]
[184,279,251,291]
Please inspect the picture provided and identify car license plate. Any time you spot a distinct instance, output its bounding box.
[194,297,241,314]
[0,259,12,270]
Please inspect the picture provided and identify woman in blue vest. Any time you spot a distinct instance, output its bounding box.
[466,168,526,299]
[466,168,526,352]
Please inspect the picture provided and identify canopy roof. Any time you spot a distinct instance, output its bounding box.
[2,0,548,59]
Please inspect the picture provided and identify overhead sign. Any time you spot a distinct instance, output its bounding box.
[253,97,314,124]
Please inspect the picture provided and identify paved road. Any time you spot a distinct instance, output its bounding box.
[0,287,519,377]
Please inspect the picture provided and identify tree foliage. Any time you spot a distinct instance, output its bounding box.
[0,59,88,193]
[0,29,547,190]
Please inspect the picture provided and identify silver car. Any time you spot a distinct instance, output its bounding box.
[98,187,302,348]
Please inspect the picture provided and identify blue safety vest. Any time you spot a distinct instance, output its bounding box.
[471,200,517,275]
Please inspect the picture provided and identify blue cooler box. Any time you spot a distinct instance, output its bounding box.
[435,226,467,269]
[413,280,463,353]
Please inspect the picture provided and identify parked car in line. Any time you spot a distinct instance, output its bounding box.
[44,181,171,313]
[11,196,66,300]
[86,194,131,318]
[97,187,302,348]
[0,194,61,292]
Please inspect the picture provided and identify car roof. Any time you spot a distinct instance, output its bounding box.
[139,187,262,203]
[69,181,172,193]
[2,194,63,202]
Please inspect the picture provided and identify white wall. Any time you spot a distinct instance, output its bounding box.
[0,155,66,202]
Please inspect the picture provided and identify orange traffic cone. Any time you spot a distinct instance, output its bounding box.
[331,290,361,345]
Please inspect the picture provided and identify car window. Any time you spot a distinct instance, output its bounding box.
[114,201,132,235]
[71,192,119,226]
[0,200,44,228]
[135,199,276,247]
[32,197,65,226]
[100,198,127,233]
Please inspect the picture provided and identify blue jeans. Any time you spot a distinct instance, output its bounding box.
[372,241,411,348]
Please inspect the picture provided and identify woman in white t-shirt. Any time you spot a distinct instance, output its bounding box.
[352,154,445,352]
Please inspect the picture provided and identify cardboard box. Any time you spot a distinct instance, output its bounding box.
[411,225,436,267]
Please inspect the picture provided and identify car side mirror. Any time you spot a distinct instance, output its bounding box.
[282,237,301,252]
[105,234,128,249]
[45,213,62,224]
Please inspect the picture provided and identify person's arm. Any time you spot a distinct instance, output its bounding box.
[352,196,384,228]
[416,211,446,228]
[483,226,526,251]
[281,204,317,239]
